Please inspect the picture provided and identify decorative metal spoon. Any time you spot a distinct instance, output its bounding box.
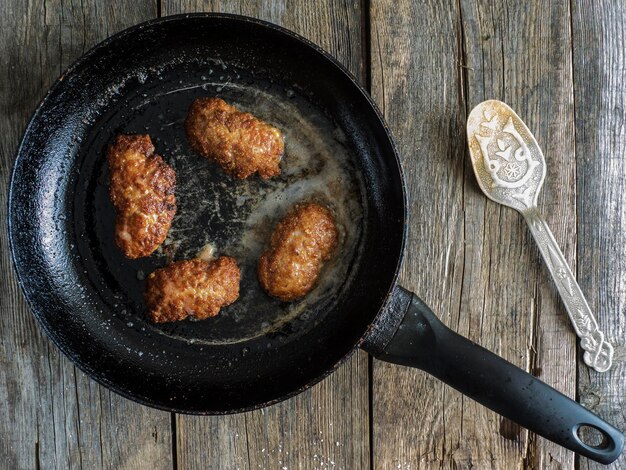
[466,100,613,373]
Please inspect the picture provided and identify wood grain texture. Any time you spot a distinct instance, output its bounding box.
[161,1,370,469]
[370,1,469,467]
[372,0,578,468]
[0,1,173,469]
[571,1,626,469]
[460,1,578,468]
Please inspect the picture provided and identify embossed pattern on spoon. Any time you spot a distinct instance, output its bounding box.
[466,100,613,373]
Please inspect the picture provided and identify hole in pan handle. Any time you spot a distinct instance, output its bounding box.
[363,286,624,465]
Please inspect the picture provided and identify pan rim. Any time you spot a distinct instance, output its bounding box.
[7,12,408,414]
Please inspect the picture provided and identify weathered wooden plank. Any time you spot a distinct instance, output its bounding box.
[460,1,578,468]
[371,0,578,468]
[571,2,626,469]
[161,1,369,469]
[370,1,468,467]
[0,1,173,469]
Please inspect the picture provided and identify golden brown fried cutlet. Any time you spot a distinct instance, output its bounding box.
[184,97,284,180]
[258,202,338,302]
[145,256,241,323]
[107,134,176,259]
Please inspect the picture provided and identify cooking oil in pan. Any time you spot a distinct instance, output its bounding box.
[87,63,366,346]
[159,82,364,344]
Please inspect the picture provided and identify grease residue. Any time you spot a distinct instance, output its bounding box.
[196,243,216,262]
[128,73,365,345]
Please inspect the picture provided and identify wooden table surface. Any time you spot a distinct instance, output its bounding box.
[1,1,625,469]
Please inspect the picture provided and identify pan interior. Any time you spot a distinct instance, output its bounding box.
[75,59,366,346]
[9,15,405,413]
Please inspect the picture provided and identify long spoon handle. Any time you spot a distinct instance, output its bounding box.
[523,208,613,372]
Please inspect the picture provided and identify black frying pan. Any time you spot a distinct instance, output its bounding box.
[8,13,624,464]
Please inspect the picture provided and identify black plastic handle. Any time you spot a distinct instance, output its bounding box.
[370,289,624,465]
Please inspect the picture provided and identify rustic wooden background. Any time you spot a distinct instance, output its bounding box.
[1,1,625,468]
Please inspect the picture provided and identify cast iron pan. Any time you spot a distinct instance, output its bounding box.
[8,13,624,464]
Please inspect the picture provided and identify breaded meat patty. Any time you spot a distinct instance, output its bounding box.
[258,202,338,302]
[145,256,241,323]
[107,134,176,258]
[185,97,284,179]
